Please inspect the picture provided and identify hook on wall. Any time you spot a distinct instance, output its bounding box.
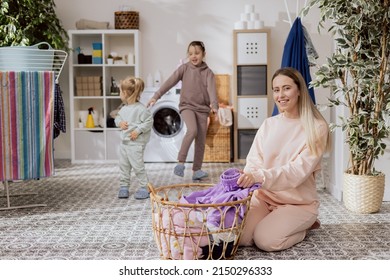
[283,0,308,26]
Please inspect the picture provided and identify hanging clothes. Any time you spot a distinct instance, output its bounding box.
[302,25,319,66]
[0,71,55,181]
[53,83,66,139]
[272,17,316,115]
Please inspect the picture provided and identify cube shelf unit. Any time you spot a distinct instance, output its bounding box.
[68,29,141,163]
[233,29,271,162]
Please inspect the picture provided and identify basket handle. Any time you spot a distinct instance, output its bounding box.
[148,183,157,196]
[147,183,164,202]
[31,42,53,50]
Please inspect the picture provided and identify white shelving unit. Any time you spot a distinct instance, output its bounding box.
[233,29,271,161]
[68,29,141,163]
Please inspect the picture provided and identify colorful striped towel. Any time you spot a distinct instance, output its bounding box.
[0,71,55,181]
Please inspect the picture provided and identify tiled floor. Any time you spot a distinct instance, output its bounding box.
[0,159,389,260]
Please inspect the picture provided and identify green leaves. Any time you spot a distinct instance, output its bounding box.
[306,0,390,175]
[0,0,68,50]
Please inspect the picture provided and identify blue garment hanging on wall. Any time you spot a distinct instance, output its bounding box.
[272,17,316,115]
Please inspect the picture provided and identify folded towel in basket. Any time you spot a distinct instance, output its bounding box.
[217,107,233,126]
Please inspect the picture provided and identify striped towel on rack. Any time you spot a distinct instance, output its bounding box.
[0,71,55,181]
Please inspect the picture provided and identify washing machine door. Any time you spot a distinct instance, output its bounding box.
[153,104,182,137]
[144,100,194,162]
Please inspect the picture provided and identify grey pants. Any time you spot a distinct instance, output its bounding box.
[119,143,148,188]
[178,109,209,171]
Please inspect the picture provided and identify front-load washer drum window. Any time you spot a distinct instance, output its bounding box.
[153,106,182,137]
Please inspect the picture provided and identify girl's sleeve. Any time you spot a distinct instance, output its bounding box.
[152,65,184,100]
[114,110,123,127]
[252,122,329,191]
[207,72,219,111]
[135,108,153,135]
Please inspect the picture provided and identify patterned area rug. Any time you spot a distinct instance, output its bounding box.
[0,160,389,260]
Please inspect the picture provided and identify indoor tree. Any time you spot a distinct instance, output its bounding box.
[302,0,390,176]
[0,0,68,50]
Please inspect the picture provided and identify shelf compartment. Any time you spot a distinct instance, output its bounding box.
[237,97,268,129]
[237,129,257,160]
[236,32,267,64]
[74,130,105,161]
[237,65,267,96]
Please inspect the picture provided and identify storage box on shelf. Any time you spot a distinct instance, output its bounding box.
[68,29,140,163]
[233,29,271,162]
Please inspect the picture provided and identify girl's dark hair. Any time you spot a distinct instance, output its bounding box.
[187,41,205,53]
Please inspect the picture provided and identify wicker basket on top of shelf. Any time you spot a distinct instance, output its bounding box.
[114,11,139,29]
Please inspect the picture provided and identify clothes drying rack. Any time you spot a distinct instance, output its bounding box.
[0,42,68,83]
[0,44,67,211]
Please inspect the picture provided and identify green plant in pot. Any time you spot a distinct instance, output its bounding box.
[0,0,68,51]
[302,0,390,213]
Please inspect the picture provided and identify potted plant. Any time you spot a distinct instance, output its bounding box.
[302,0,390,213]
[0,0,68,51]
[107,54,114,64]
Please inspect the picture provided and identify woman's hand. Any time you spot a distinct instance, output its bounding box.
[237,171,256,188]
[147,98,157,108]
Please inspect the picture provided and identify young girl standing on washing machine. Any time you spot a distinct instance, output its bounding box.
[147,41,219,180]
[115,77,153,199]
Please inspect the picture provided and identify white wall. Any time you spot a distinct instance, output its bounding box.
[53,0,390,201]
[53,0,332,159]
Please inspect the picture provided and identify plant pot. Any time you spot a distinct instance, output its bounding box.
[343,172,385,214]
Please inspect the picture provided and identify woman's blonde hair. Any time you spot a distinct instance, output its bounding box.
[120,76,145,104]
[272,67,331,156]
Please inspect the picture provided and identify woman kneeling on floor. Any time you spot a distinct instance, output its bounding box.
[237,67,331,252]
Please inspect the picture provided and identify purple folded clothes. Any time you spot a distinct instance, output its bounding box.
[181,168,261,228]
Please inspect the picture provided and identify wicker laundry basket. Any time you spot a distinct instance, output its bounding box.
[148,183,254,260]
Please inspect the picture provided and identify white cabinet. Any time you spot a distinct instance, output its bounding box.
[233,29,271,161]
[68,29,141,163]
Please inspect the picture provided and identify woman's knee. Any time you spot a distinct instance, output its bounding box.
[253,226,306,252]
[252,229,282,252]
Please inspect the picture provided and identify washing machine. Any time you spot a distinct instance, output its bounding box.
[140,88,194,162]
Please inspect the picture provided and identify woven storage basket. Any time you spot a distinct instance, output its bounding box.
[115,11,139,29]
[204,118,231,162]
[148,183,253,260]
[343,172,385,214]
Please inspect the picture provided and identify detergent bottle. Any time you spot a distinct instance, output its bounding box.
[85,107,95,128]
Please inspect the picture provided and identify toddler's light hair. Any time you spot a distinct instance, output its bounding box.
[120,76,145,104]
